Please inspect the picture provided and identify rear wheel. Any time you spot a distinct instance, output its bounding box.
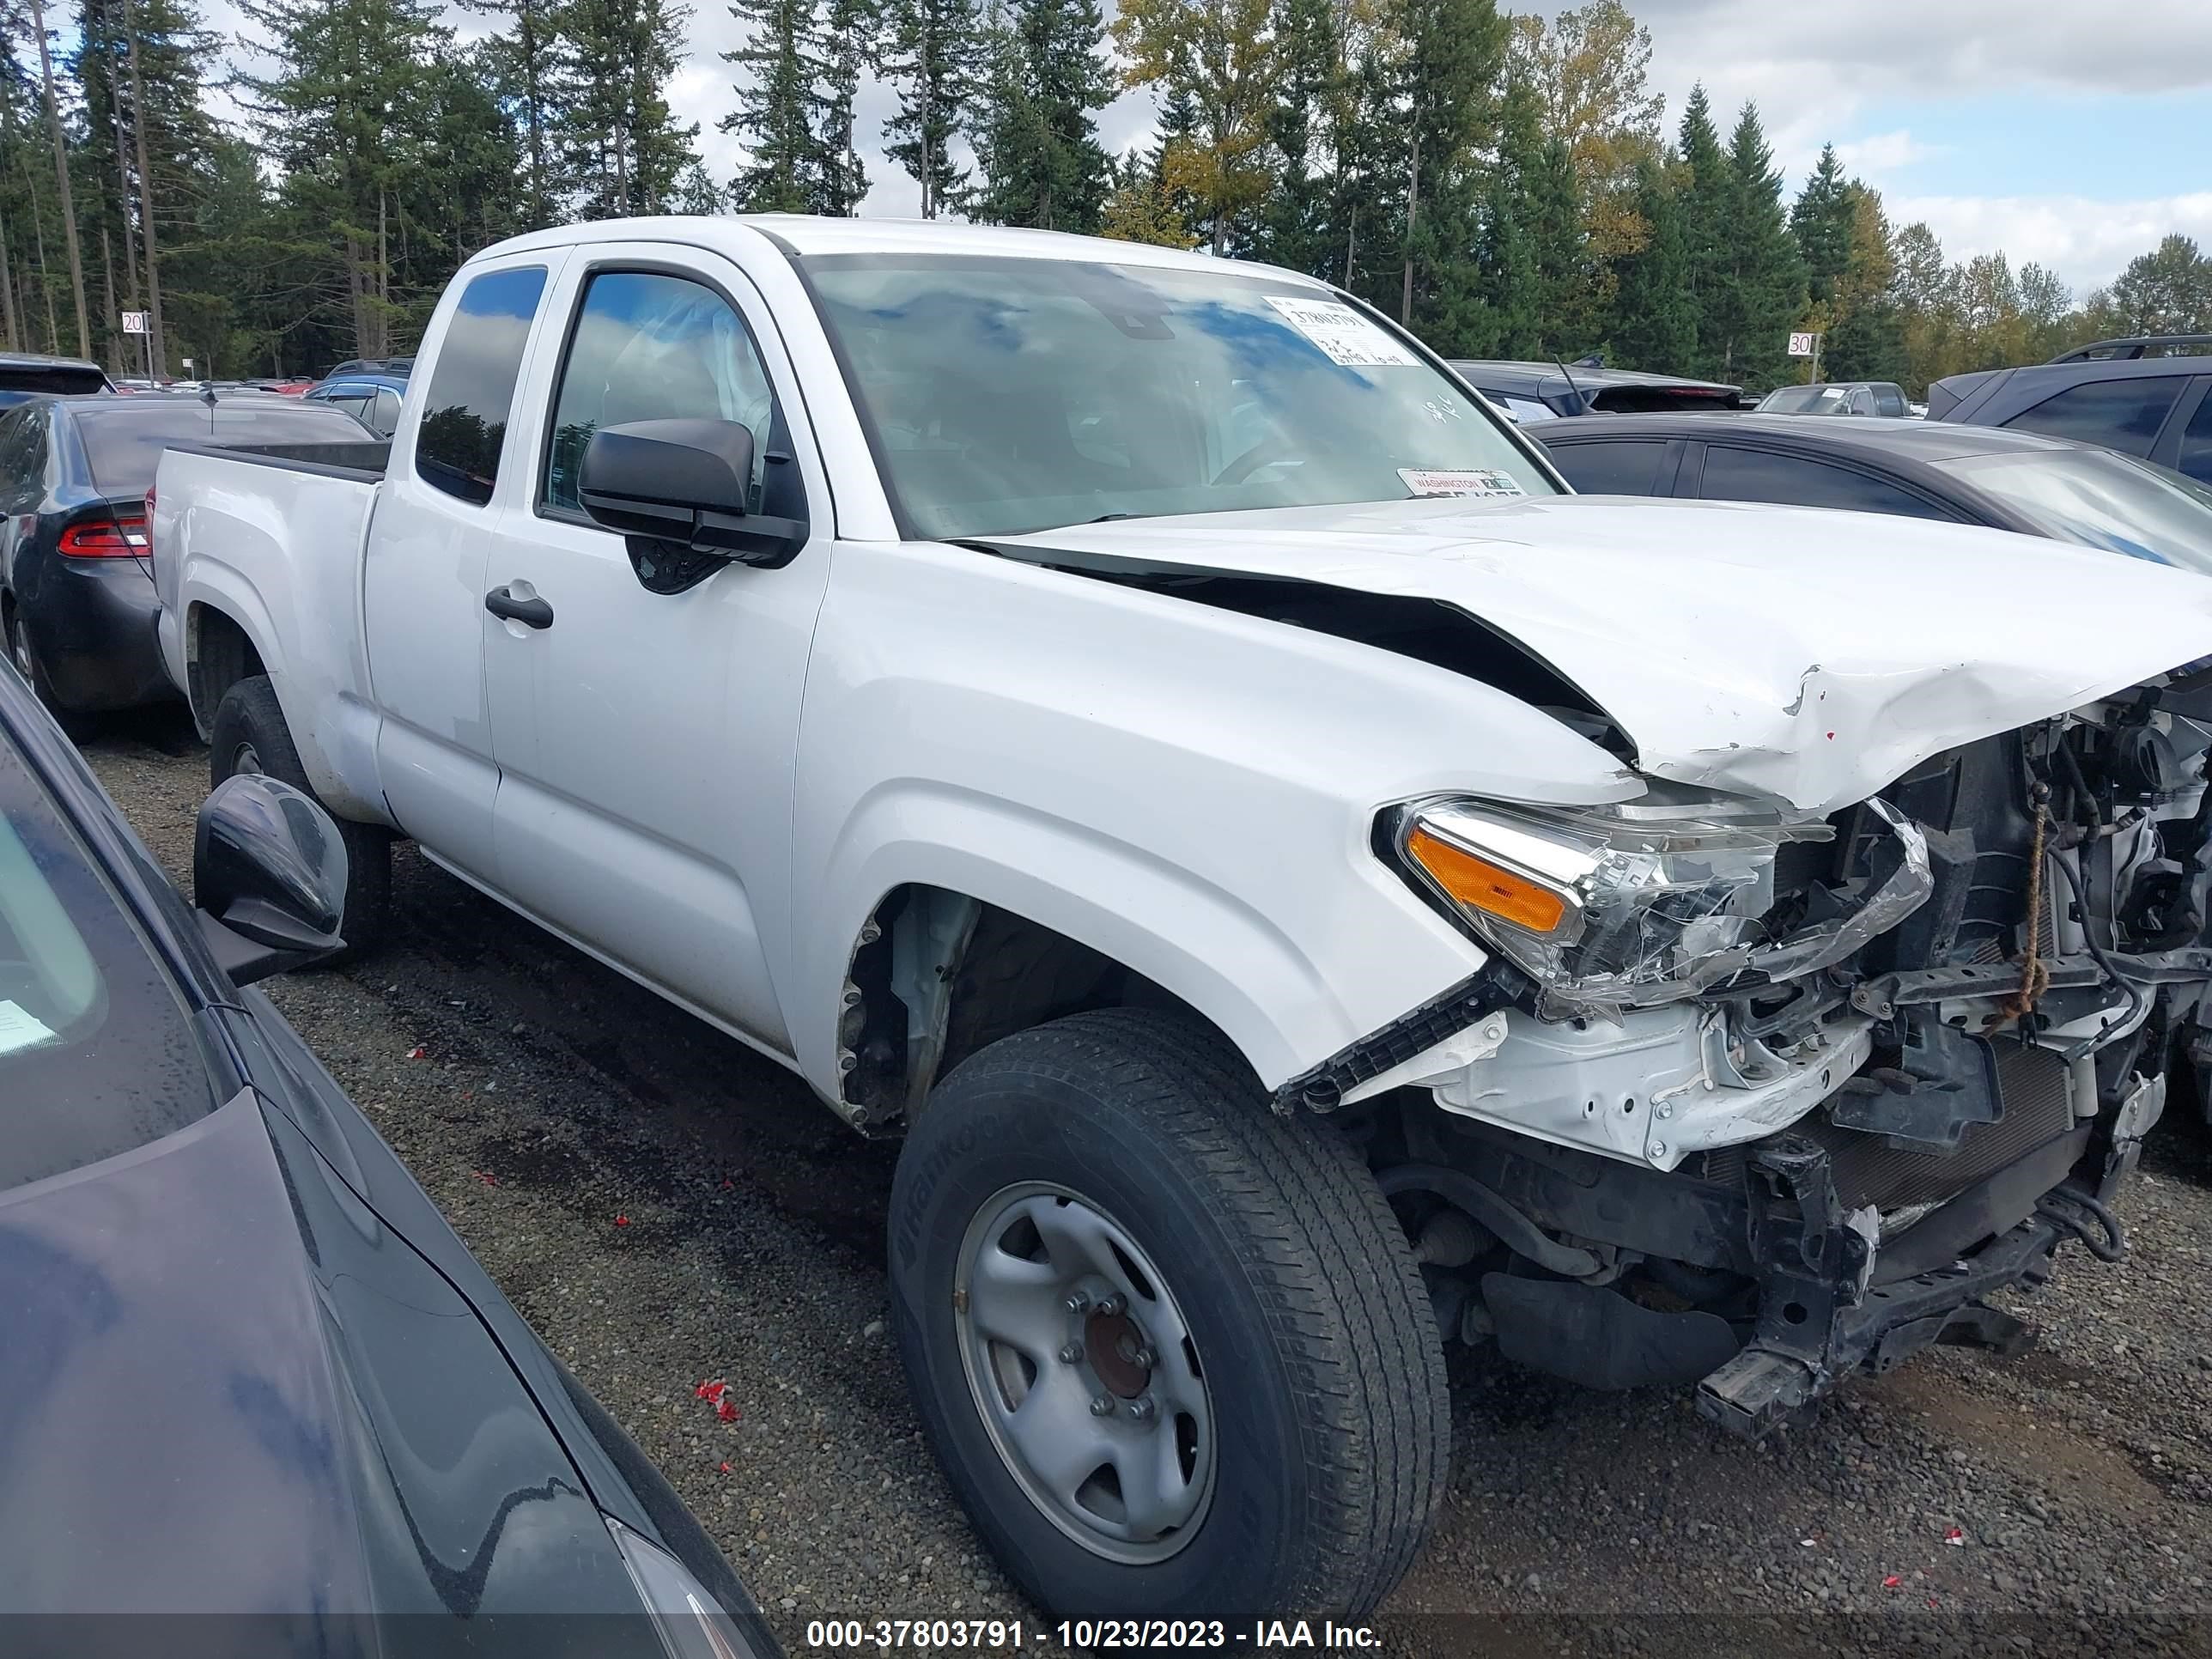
[209,674,390,957]
[4,599,94,739]
[889,1008,1449,1621]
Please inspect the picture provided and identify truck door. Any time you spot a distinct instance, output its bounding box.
[479,247,831,1055]
[363,256,562,879]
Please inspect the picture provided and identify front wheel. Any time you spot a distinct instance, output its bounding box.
[209,674,390,958]
[888,1009,1449,1621]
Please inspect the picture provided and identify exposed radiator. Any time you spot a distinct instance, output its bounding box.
[1688,1041,2075,1212]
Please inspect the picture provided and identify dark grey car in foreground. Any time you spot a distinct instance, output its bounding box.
[0,658,779,1656]
[1534,411,2212,577]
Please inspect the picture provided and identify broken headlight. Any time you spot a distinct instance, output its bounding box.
[1389,788,1927,1015]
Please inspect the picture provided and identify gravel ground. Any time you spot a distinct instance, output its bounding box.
[82,713,2212,1656]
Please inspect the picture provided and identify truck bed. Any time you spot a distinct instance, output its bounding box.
[164,437,392,483]
[151,440,390,819]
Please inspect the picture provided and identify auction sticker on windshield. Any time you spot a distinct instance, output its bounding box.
[0,999,58,1057]
[1263,295,1419,368]
[1398,467,1526,498]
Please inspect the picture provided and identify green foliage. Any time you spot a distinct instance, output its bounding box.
[1607,154,1692,370]
[0,0,2195,398]
[878,0,977,217]
[968,0,1114,233]
[722,0,823,210]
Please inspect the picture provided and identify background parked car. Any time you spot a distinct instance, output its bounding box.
[1448,357,1744,421]
[1929,334,2212,487]
[0,655,780,1654]
[0,353,112,407]
[305,372,407,435]
[0,392,377,732]
[321,355,414,381]
[1534,411,2212,575]
[1754,380,1910,416]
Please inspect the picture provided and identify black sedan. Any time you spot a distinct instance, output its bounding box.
[1533,412,2212,575]
[0,392,374,731]
[0,659,779,1656]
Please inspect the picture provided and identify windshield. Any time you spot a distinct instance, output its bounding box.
[1933,449,2212,576]
[803,254,1559,538]
[1760,386,1855,414]
[0,735,216,1194]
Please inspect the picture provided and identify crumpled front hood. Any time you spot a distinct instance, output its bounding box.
[990,495,2212,811]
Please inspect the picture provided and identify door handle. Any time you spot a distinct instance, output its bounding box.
[484,585,555,629]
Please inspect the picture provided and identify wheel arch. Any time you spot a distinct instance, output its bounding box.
[184,597,269,738]
[831,883,1263,1132]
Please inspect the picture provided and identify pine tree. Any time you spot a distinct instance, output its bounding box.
[1395,0,1509,325]
[1467,69,1546,358]
[459,0,560,226]
[1790,142,1851,311]
[1251,0,1332,277]
[558,0,701,217]
[816,0,872,213]
[234,0,448,359]
[27,0,90,356]
[1821,179,1906,382]
[1713,100,1804,391]
[878,0,975,217]
[723,0,822,210]
[1608,154,1693,370]
[1098,148,1194,246]
[1110,0,1275,253]
[1674,82,1730,380]
[969,0,1114,233]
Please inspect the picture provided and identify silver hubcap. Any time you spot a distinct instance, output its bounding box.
[955,1182,1214,1563]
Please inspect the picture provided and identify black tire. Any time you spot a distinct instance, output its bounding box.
[889,1008,1449,1622]
[208,674,390,958]
[4,599,94,740]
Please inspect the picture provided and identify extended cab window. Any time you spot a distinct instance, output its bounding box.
[544,270,781,516]
[414,265,548,506]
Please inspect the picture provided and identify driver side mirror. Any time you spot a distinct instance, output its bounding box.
[192,774,348,985]
[579,418,806,589]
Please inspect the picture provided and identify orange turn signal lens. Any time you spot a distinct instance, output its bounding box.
[1406,826,1571,934]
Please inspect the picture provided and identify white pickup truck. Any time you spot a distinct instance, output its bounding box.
[153,216,2212,1621]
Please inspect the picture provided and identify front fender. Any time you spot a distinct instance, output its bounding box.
[799,781,1472,1095]
[785,540,1642,1100]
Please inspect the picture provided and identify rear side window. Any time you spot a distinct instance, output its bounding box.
[2179,394,2212,488]
[414,265,549,506]
[1545,438,1669,495]
[0,365,107,398]
[0,406,49,507]
[1698,446,1953,520]
[2004,377,2183,458]
[0,737,217,1194]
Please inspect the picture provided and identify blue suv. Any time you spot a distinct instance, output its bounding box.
[1929,333,2212,487]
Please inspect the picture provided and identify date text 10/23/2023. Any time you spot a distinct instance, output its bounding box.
[801,1619,1384,1650]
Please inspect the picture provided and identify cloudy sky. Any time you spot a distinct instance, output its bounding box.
[220,0,2209,298]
